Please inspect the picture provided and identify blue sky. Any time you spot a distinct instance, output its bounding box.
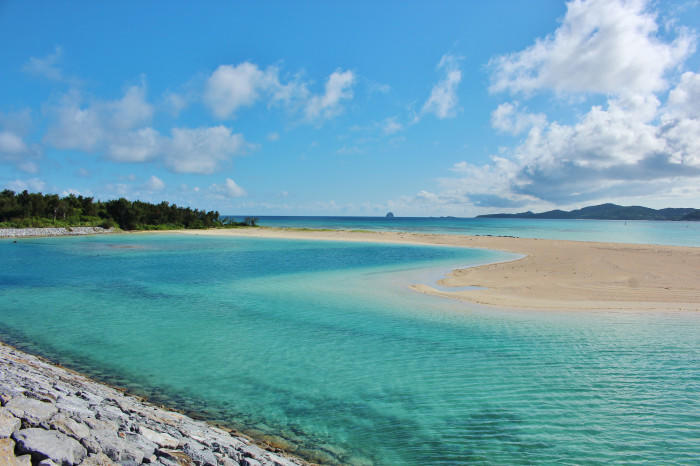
[1,0,700,216]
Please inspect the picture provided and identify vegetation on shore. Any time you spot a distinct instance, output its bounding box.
[0,190,258,230]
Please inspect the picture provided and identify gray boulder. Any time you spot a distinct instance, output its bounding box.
[5,396,58,427]
[38,459,59,466]
[80,452,118,465]
[182,440,218,465]
[139,426,180,449]
[50,414,90,440]
[13,428,87,465]
[157,448,196,465]
[90,430,156,464]
[55,396,93,419]
[0,407,21,438]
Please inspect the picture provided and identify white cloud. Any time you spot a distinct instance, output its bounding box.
[204,63,308,119]
[304,70,355,121]
[210,178,246,198]
[44,84,153,153]
[382,117,403,135]
[664,70,700,119]
[489,0,695,96]
[164,126,247,174]
[267,132,280,141]
[336,145,363,155]
[491,102,546,135]
[421,54,462,119]
[163,92,188,117]
[44,92,104,151]
[0,131,28,155]
[402,0,700,212]
[427,89,700,209]
[0,110,41,173]
[107,127,161,163]
[661,70,700,167]
[22,46,64,81]
[204,63,268,118]
[145,175,165,191]
[106,83,154,130]
[43,85,249,174]
[5,178,46,193]
[397,1,700,214]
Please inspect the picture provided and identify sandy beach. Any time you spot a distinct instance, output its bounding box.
[173,228,700,311]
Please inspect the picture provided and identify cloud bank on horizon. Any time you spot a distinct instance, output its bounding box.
[1,0,699,216]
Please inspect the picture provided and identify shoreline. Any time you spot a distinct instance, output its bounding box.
[170,228,700,311]
[0,227,115,238]
[0,341,307,466]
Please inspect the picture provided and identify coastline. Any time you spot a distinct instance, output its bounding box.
[171,227,700,311]
[0,341,306,466]
[0,227,115,238]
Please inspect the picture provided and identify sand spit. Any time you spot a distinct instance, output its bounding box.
[0,342,305,466]
[0,227,114,239]
[174,228,700,311]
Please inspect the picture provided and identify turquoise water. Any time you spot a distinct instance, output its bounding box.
[1,234,699,464]
[243,216,700,247]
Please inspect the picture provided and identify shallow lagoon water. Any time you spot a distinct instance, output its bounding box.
[1,233,698,464]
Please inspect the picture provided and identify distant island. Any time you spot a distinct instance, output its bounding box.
[386,212,395,218]
[477,203,700,221]
[0,189,258,230]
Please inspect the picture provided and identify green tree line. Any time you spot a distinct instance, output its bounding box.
[0,190,256,230]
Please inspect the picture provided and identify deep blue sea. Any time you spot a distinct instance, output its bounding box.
[231,216,700,247]
[1,231,698,464]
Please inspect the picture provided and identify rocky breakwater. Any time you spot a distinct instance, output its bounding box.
[0,227,114,238]
[0,343,305,466]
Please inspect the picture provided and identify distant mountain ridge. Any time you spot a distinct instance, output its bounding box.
[477,203,700,221]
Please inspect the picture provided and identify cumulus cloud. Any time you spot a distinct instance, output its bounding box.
[304,70,355,121]
[43,85,249,174]
[107,127,161,163]
[145,175,165,191]
[0,110,42,173]
[489,0,695,96]
[664,70,700,120]
[204,63,308,119]
[421,54,462,119]
[491,102,546,135]
[44,85,152,153]
[432,89,700,208]
[382,117,403,135]
[163,92,189,117]
[164,126,247,174]
[397,0,700,214]
[203,62,355,124]
[210,178,246,198]
[106,84,154,130]
[22,46,65,81]
[5,178,46,192]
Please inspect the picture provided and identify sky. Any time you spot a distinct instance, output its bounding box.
[1,0,700,216]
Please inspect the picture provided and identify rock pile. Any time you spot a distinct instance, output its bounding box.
[0,343,305,466]
[0,227,114,238]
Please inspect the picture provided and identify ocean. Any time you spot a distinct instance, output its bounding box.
[1,230,698,464]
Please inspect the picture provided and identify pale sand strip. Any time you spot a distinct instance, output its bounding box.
[170,228,700,311]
